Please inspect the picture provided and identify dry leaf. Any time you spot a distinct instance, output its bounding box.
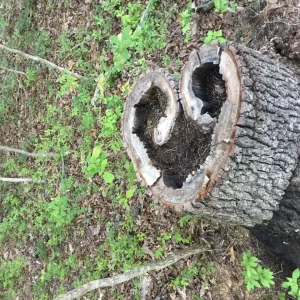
[229,246,235,263]
[91,49,100,62]
[68,60,75,71]
[69,243,74,253]
[177,288,187,299]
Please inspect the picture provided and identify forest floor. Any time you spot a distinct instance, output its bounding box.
[0,0,299,299]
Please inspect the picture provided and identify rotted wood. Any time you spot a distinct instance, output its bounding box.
[122,43,300,228]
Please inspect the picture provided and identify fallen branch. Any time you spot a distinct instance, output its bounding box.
[0,44,83,79]
[0,65,25,75]
[0,146,65,157]
[0,177,46,183]
[135,0,153,32]
[54,244,210,300]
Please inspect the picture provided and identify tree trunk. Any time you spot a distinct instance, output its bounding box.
[251,160,300,265]
[122,43,300,263]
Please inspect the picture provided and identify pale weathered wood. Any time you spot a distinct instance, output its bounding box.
[0,44,83,79]
[54,244,210,300]
[122,70,179,187]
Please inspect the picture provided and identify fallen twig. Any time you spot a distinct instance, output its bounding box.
[0,65,25,75]
[54,244,210,300]
[0,44,83,79]
[0,146,68,158]
[0,177,46,183]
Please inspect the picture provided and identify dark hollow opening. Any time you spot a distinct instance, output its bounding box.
[192,63,227,118]
[133,86,212,189]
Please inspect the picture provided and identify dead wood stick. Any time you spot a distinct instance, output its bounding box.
[54,244,210,300]
[0,146,68,157]
[0,177,46,183]
[0,44,83,79]
[0,65,25,75]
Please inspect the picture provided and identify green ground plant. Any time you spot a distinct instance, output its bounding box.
[0,257,28,298]
[179,1,193,42]
[281,268,300,299]
[214,0,237,13]
[172,261,213,290]
[204,29,227,44]
[241,251,274,291]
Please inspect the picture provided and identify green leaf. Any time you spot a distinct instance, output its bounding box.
[292,268,300,281]
[278,293,286,300]
[91,146,101,160]
[103,172,114,184]
[109,35,120,46]
[282,281,292,288]
[100,159,107,173]
[155,247,163,258]
[252,279,261,288]
[204,36,212,45]
[231,2,238,10]
[217,37,227,44]
[261,278,271,288]
[215,30,223,37]
[126,189,134,199]
[121,26,131,41]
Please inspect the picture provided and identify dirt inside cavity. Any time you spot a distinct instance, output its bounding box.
[133,86,212,189]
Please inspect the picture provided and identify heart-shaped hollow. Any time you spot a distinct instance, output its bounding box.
[122,44,241,206]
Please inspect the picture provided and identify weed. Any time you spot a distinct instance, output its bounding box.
[281,268,300,299]
[241,251,274,291]
[179,1,193,43]
[204,30,227,44]
[179,215,195,228]
[171,261,213,290]
[0,257,28,299]
[214,0,237,13]
[25,68,38,87]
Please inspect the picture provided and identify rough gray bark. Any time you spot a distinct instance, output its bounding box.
[123,43,300,229]
[184,44,300,227]
[251,160,300,265]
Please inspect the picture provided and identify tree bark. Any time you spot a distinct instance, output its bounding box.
[123,43,300,228]
[183,44,300,227]
[251,160,300,265]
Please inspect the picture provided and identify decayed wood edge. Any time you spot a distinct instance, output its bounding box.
[180,45,218,131]
[147,44,241,206]
[0,44,83,79]
[121,69,179,187]
[196,48,242,199]
[54,244,210,300]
